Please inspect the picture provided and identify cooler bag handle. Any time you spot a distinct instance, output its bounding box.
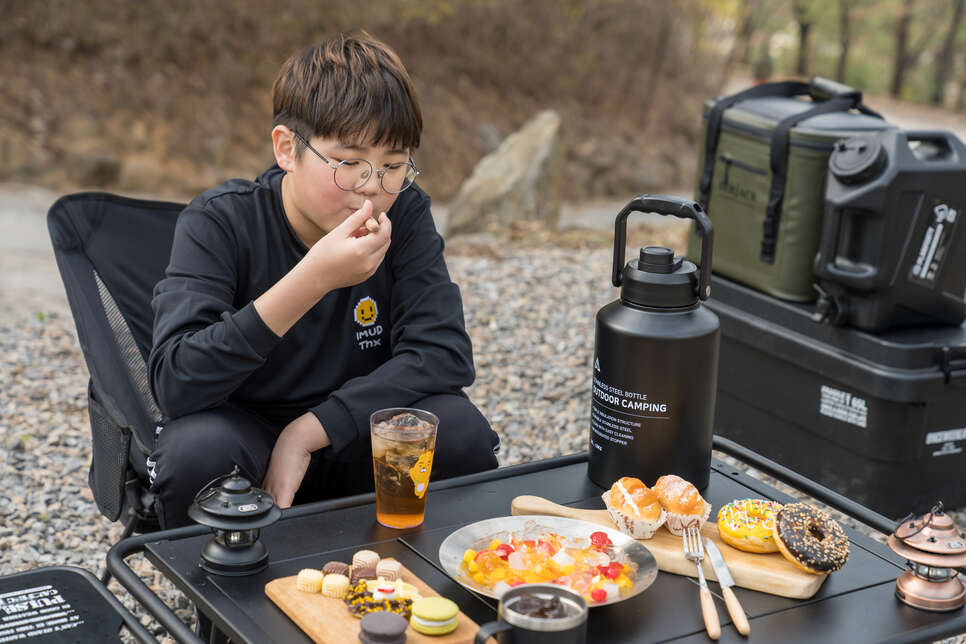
[698,80,812,208]
[760,95,882,263]
[697,77,883,262]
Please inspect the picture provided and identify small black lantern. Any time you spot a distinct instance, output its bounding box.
[187,466,282,576]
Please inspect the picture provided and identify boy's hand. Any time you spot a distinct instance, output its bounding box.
[254,200,391,337]
[262,412,330,509]
[307,200,391,295]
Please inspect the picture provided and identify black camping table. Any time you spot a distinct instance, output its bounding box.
[108,438,966,644]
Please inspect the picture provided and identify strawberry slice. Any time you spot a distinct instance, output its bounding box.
[493,544,515,560]
[589,531,612,548]
[590,588,608,603]
[603,562,623,579]
[535,539,557,556]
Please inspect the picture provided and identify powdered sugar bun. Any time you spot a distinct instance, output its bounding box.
[653,474,711,536]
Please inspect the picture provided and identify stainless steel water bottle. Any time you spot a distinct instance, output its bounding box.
[587,195,719,490]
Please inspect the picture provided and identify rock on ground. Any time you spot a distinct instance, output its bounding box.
[445,110,564,236]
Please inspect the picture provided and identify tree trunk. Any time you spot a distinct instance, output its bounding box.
[836,0,852,82]
[794,0,812,76]
[639,11,673,131]
[931,0,966,106]
[737,0,762,65]
[890,0,915,97]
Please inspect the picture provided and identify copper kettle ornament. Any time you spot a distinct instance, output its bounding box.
[887,502,966,612]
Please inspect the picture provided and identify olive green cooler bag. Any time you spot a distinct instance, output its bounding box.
[688,78,892,301]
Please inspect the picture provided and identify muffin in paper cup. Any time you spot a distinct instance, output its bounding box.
[662,500,712,536]
[601,477,667,540]
[653,474,712,536]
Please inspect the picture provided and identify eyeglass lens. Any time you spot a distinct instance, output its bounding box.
[334,160,417,194]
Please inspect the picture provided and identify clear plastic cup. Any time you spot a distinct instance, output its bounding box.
[370,408,438,528]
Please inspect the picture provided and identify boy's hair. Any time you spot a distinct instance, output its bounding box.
[273,33,422,155]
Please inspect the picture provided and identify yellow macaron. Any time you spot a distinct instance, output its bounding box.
[409,596,459,635]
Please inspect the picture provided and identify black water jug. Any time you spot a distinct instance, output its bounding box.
[587,196,720,491]
[814,129,966,331]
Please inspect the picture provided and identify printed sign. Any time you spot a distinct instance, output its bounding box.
[0,584,83,641]
[925,427,966,457]
[819,385,867,428]
[590,372,671,450]
[910,200,959,285]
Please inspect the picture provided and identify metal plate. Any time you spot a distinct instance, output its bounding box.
[438,515,658,607]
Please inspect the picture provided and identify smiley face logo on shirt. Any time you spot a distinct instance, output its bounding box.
[353,296,378,327]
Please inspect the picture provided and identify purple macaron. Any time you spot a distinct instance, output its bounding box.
[359,610,408,644]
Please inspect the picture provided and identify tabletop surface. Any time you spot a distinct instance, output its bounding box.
[142,457,966,643]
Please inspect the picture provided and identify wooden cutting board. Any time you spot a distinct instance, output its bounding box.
[265,564,478,644]
[511,495,827,599]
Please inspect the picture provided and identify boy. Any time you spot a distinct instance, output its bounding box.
[147,34,500,529]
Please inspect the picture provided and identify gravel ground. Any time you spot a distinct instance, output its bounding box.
[1,220,964,642]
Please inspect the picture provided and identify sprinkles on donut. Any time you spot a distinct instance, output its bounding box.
[772,503,849,574]
[716,499,782,554]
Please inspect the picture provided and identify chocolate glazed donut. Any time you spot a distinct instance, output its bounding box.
[772,503,850,574]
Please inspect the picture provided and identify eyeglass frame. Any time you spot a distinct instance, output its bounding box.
[292,131,420,194]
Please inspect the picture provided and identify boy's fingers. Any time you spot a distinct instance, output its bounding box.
[340,200,373,232]
[370,214,391,248]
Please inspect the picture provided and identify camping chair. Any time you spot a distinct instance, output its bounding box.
[47,192,185,561]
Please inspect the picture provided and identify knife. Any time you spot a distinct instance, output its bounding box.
[704,538,751,636]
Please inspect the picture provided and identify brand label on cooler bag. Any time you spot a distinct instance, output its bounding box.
[590,374,671,451]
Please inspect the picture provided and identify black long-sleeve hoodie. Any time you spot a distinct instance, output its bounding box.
[148,165,474,462]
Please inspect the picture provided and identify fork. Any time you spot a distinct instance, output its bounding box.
[683,525,721,640]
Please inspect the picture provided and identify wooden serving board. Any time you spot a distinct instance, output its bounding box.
[511,495,827,599]
[265,564,478,644]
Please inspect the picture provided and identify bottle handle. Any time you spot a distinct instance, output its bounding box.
[897,130,962,163]
[612,195,714,300]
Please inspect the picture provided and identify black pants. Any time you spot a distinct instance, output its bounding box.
[149,394,500,529]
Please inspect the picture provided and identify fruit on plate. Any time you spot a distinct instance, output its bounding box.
[459,530,635,604]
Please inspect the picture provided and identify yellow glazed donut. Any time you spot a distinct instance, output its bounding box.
[716,499,783,553]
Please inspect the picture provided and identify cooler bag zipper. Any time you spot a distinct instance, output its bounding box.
[719,154,767,186]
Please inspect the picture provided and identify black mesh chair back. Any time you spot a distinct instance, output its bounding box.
[47,192,185,533]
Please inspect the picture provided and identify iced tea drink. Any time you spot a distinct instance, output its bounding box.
[370,408,438,529]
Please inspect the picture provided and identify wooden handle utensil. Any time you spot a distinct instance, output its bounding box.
[722,586,751,636]
[700,584,721,639]
[510,495,614,526]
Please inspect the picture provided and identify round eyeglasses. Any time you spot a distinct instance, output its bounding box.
[294,132,419,194]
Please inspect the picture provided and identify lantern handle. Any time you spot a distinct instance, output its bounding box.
[893,501,945,539]
[193,464,243,505]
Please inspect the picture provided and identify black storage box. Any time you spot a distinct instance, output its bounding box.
[706,274,966,518]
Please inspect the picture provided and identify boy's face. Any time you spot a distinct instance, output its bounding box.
[279,130,409,242]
